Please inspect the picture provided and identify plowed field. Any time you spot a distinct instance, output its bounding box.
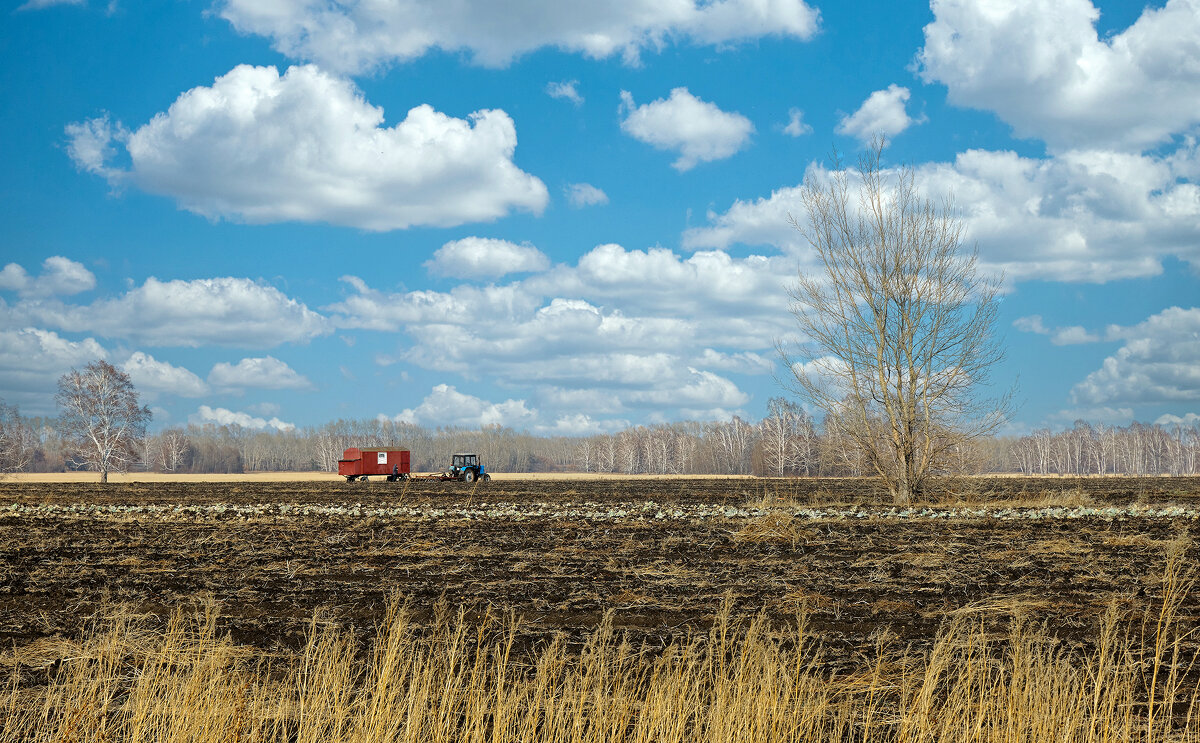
[3,476,1199,674]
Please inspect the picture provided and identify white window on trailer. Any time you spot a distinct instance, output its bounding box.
[378,451,387,465]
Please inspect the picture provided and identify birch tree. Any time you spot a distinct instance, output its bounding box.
[0,399,36,473]
[759,397,813,476]
[56,360,151,483]
[781,138,1010,504]
[574,438,593,472]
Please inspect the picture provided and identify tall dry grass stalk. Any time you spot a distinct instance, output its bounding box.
[4,559,1198,742]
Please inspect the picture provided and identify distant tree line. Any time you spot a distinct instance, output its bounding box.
[1006,420,1200,476]
[0,400,38,473]
[2,394,1197,477]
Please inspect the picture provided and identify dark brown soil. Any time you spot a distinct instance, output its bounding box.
[2,476,1199,670]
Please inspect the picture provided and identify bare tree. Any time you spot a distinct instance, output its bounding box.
[56,360,152,483]
[1184,427,1200,475]
[161,429,190,472]
[574,438,593,472]
[781,138,1010,504]
[0,399,36,473]
[672,423,699,474]
[616,430,640,473]
[759,397,810,476]
[596,435,616,473]
[818,408,869,476]
[707,416,754,474]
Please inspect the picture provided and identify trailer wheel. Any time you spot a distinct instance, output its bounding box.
[463,470,476,483]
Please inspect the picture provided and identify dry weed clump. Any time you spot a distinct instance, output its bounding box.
[1028,486,1095,508]
[5,545,1200,743]
[733,511,807,547]
[934,481,1099,509]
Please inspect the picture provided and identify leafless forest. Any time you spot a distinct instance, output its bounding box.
[3,398,1197,477]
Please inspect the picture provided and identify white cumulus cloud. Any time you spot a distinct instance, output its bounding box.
[0,328,107,414]
[538,413,622,436]
[7,275,331,348]
[1050,326,1102,345]
[684,145,1200,283]
[67,64,548,231]
[208,356,314,391]
[545,80,583,105]
[565,183,609,208]
[1070,306,1200,406]
[0,256,95,297]
[64,115,127,180]
[326,241,779,421]
[1157,412,1200,428]
[390,384,536,428]
[1013,315,1100,345]
[1012,315,1050,335]
[424,237,550,280]
[619,88,754,171]
[696,348,774,374]
[528,244,789,319]
[191,405,295,431]
[17,0,84,11]
[624,367,750,418]
[919,0,1200,151]
[216,0,819,73]
[836,85,920,143]
[782,108,812,137]
[123,352,209,397]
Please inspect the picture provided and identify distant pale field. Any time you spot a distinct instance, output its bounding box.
[0,471,343,483]
[0,471,1166,484]
[0,471,760,483]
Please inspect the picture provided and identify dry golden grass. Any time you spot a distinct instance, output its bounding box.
[491,472,758,481]
[4,542,1199,743]
[1104,534,1169,550]
[733,511,809,547]
[1027,535,1092,557]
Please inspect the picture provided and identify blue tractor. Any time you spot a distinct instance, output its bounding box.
[447,452,490,482]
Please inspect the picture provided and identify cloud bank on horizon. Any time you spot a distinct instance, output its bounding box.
[1,0,1198,435]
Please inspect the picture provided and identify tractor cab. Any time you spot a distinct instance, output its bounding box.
[448,452,488,482]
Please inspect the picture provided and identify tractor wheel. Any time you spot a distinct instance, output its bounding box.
[482,473,491,482]
[463,470,476,483]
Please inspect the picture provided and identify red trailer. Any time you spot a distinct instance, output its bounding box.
[338,448,410,482]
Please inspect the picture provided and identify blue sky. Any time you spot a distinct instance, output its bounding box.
[1,0,1198,435]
